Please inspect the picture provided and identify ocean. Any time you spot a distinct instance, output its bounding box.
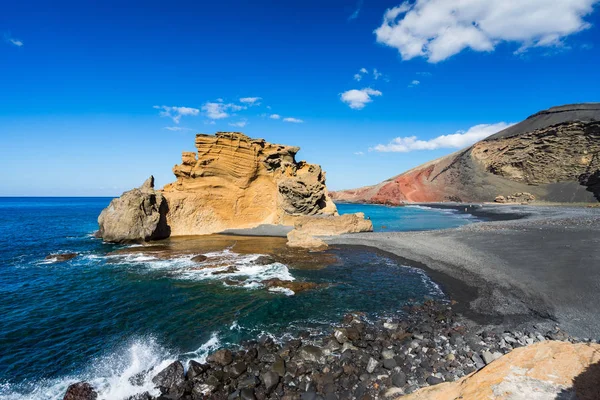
[0,198,477,399]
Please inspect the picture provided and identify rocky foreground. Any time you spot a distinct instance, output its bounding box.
[63,301,600,400]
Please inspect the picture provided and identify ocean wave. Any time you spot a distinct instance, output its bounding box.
[0,333,226,400]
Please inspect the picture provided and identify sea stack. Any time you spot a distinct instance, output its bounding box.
[98,132,372,245]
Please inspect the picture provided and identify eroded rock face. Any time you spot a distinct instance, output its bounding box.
[63,382,97,400]
[97,176,170,243]
[401,341,600,400]
[161,132,338,235]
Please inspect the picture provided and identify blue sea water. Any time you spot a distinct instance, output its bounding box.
[0,198,476,400]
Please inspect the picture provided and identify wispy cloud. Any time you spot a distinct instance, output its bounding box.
[4,34,23,47]
[354,73,362,81]
[283,117,304,123]
[269,114,281,119]
[239,97,262,106]
[373,69,382,80]
[154,105,200,124]
[348,0,363,21]
[164,126,193,132]
[340,88,382,110]
[229,119,248,128]
[201,102,245,119]
[354,151,365,156]
[372,122,513,152]
[408,80,420,87]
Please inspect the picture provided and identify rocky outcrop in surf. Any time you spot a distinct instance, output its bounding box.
[332,103,600,204]
[97,176,170,243]
[97,132,372,245]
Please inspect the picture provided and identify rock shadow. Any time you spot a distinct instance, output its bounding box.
[555,360,600,400]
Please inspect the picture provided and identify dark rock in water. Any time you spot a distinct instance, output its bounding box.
[207,348,233,366]
[261,371,280,393]
[128,368,153,386]
[187,360,208,381]
[191,255,208,263]
[254,255,275,265]
[261,278,320,294]
[125,393,152,400]
[63,382,98,400]
[151,360,185,394]
[97,176,171,243]
[46,253,78,262]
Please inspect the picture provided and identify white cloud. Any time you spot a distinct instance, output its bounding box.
[354,73,362,81]
[7,37,23,47]
[373,69,382,79]
[359,67,368,74]
[408,79,421,87]
[229,119,248,128]
[164,126,193,131]
[372,122,513,152]
[204,120,216,125]
[283,117,304,123]
[354,151,365,155]
[269,114,281,119]
[240,97,262,106]
[340,88,382,110]
[154,105,200,124]
[374,0,599,63]
[201,102,245,119]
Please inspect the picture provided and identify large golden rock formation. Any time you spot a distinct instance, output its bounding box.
[161,132,340,235]
[98,132,372,244]
[398,341,600,400]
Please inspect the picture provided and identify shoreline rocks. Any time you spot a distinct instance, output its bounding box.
[67,300,597,400]
[45,253,78,262]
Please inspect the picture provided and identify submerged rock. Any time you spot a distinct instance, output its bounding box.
[207,349,233,366]
[63,382,97,400]
[45,253,77,262]
[97,176,170,243]
[261,278,321,294]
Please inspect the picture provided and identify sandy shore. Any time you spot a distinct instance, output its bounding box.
[325,205,600,339]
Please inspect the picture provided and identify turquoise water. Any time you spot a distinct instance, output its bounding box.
[0,198,475,400]
[337,203,477,231]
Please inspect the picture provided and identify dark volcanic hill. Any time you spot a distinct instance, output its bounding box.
[332,103,600,204]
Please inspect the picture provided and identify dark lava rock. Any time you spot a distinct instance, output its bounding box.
[297,345,323,363]
[391,372,406,387]
[191,254,208,262]
[63,382,98,400]
[208,348,234,366]
[261,371,280,394]
[151,361,185,393]
[46,253,78,262]
[240,388,256,400]
[383,358,397,370]
[229,361,248,378]
[272,357,286,376]
[126,392,152,400]
[426,375,444,385]
[254,256,275,265]
[238,375,260,389]
[187,360,207,380]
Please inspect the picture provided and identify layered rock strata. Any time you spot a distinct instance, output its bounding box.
[98,132,372,245]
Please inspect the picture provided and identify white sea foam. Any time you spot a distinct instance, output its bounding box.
[268,287,295,296]
[105,250,295,291]
[0,334,226,400]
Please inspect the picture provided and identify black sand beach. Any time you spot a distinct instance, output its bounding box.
[326,205,600,339]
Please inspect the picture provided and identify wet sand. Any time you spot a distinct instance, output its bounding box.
[325,205,600,339]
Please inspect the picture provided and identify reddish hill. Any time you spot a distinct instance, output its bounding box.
[332,104,600,204]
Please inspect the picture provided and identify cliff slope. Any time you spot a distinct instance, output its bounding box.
[332,103,600,204]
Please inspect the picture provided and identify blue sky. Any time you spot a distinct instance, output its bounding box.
[1,0,599,196]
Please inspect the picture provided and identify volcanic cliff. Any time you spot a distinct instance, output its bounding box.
[98,132,372,244]
[332,103,600,204]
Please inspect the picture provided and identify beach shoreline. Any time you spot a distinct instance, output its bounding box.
[325,205,600,340]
